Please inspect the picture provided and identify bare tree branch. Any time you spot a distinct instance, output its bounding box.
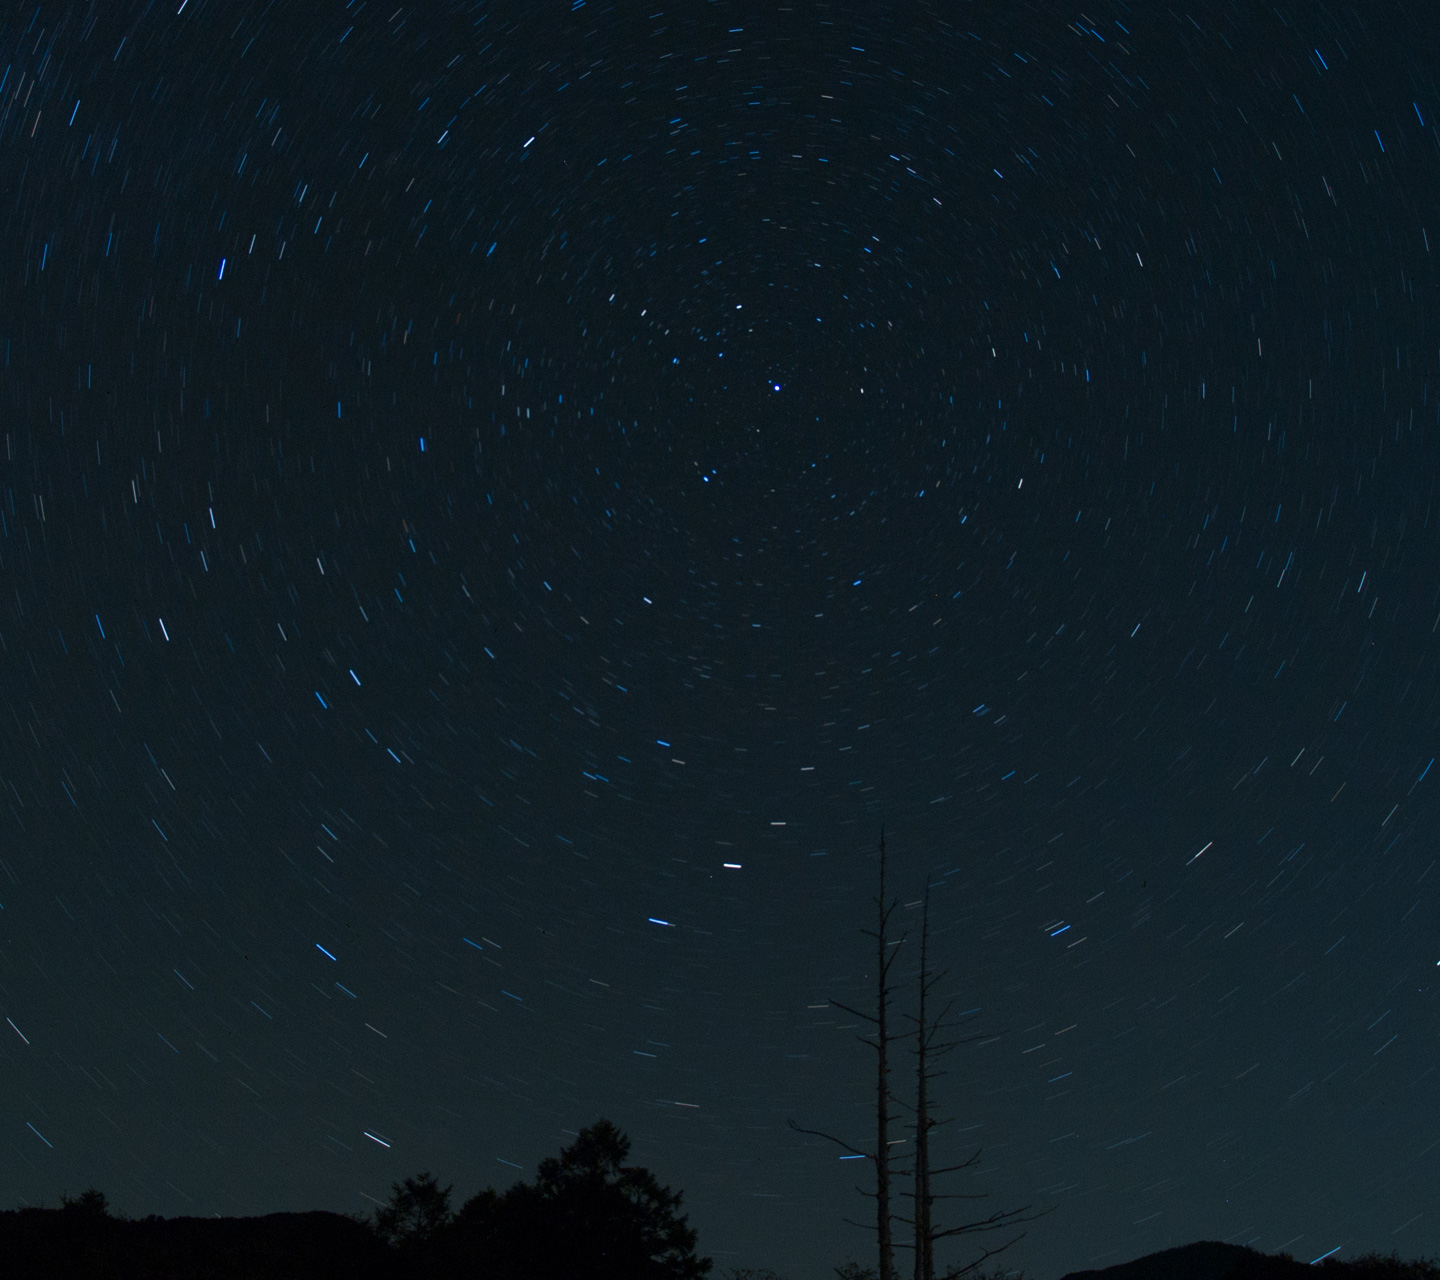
[787,1118,872,1162]
[939,1234,1026,1279]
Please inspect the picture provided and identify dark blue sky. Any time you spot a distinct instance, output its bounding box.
[2,2,1439,1278]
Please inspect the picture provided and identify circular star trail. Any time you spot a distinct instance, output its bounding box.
[1,2,1438,1277]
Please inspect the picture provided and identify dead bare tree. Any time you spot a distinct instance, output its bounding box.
[907,878,941,1280]
[892,876,1052,1280]
[789,826,907,1280]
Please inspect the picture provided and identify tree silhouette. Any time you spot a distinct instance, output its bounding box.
[904,877,942,1280]
[890,877,1047,1280]
[442,1120,712,1280]
[790,826,908,1280]
[59,1188,110,1217]
[799,836,1050,1280]
[373,1171,454,1250]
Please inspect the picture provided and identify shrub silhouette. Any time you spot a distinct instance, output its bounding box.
[1324,1255,1440,1280]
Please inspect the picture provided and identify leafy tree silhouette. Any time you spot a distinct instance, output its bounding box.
[59,1188,110,1217]
[373,1171,454,1250]
[438,1120,712,1280]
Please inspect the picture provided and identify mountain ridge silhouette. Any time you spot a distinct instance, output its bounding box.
[1057,1240,1440,1280]
[1060,1241,1274,1280]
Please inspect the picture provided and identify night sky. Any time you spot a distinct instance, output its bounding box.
[3,1,1440,1278]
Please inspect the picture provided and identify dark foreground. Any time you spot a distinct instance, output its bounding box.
[4,1213,1438,1280]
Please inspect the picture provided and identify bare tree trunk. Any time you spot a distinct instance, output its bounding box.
[789,826,906,1280]
[893,875,1053,1280]
[912,880,933,1280]
[873,828,896,1280]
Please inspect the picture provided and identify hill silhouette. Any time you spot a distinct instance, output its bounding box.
[1059,1241,1440,1280]
[0,1205,391,1279]
[1060,1242,1287,1280]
